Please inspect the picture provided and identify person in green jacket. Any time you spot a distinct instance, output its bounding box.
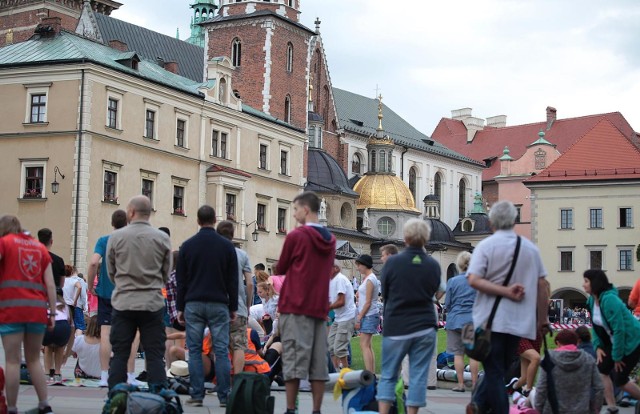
[583,269,640,414]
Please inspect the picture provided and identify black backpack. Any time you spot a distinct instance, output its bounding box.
[225,372,274,414]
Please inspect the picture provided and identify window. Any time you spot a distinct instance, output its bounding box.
[515,205,522,224]
[212,130,218,156]
[284,96,291,123]
[259,144,268,169]
[257,203,266,230]
[24,166,44,198]
[278,207,287,233]
[280,149,288,175]
[434,173,442,213]
[370,150,376,171]
[142,178,154,205]
[211,130,228,158]
[176,119,186,147]
[30,94,47,123]
[226,193,236,221]
[590,250,603,269]
[173,186,185,215]
[308,125,322,148]
[408,167,417,203]
[144,109,156,139]
[560,251,573,271]
[232,38,242,67]
[620,249,633,270]
[620,207,632,228]
[288,0,294,6]
[377,217,396,237]
[104,171,117,203]
[220,132,227,158]
[352,153,361,175]
[589,208,603,229]
[560,209,573,229]
[286,43,293,72]
[107,98,118,129]
[379,151,386,173]
[458,179,466,219]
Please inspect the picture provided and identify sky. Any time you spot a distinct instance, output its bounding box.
[111,0,640,136]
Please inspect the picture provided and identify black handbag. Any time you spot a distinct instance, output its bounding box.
[463,236,521,361]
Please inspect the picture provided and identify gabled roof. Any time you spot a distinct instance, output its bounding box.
[332,88,483,167]
[206,164,252,178]
[94,13,205,82]
[0,30,203,96]
[432,112,639,181]
[526,119,640,183]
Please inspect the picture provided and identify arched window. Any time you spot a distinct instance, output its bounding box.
[434,173,442,213]
[370,150,376,172]
[352,153,361,175]
[284,96,291,123]
[231,38,242,67]
[286,43,293,72]
[458,179,466,219]
[409,167,417,202]
[195,10,200,21]
[379,151,386,172]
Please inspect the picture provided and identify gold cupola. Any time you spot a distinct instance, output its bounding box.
[353,94,419,213]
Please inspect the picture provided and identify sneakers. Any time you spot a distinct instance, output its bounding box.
[38,406,54,414]
[185,398,203,407]
[505,377,519,395]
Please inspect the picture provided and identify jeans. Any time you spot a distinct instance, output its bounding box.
[377,329,436,408]
[472,332,520,414]
[109,308,166,389]
[185,301,230,402]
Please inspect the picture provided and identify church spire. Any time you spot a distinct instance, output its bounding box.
[366,92,394,174]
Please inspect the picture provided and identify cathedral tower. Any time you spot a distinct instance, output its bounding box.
[186,0,218,47]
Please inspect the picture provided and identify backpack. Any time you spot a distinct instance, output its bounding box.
[102,383,183,414]
[436,352,455,369]
[225,372,274,414]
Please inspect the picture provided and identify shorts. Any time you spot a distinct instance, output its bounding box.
[97,296,113,326]
[328,319,355,358]
[229,316,248,351]
[518,334,542,355]
[279,313,328,382]
[42,320,71,347]
[446,329,465,355]
[0,322,46,336]
[74,307,86,331]
[598,343,640,387]
[359,314,379,334]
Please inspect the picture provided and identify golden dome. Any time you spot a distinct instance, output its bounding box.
[353,174,420,212]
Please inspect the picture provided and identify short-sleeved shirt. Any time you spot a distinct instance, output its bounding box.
[629,279,640,316]
[329,272,356,323]
[468,230,546,340]
[357,273,379,317]
[235,247,251,318]
[93,235,114,299]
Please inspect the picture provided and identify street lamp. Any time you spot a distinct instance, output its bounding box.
[51,166,65,194]
[246,220,259,242]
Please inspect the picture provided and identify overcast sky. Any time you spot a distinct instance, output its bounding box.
[111,0,640,136]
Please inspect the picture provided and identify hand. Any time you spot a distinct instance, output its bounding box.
[614,360,626,372]
[89,287,96,296]
[538,320,551,336]
[506,284,525,301]
[177,311,185,326]
[355,321,361,330]
[596,348,606,365]
[47,315,55,331]
[230,311,237,323]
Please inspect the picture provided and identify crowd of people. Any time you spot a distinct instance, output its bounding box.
[1,195,639,414]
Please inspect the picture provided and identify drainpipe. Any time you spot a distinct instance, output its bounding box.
[400,146,408,179]
[73,68,85,267]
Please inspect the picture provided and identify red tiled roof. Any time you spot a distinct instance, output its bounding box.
[206,164,252,178]
[431,112,638,181]
[526,119,640,183]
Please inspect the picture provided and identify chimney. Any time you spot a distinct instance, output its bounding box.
[108,40,128,52]
[486,115,507,128]
[462,116,485,143]
[546,106,557,130]
[34,17,61,38]
[451,107,473,121]
[164,61,179,74]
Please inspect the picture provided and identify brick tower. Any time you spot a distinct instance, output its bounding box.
[0,0,120,47]
[202,0,314,131]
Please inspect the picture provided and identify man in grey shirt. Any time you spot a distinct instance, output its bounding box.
[106,195,172,390]
[466,200,549,414]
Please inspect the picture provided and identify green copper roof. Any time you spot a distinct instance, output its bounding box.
[499,146,513,161]
[332,88,484,167]
[0,31,203,96]
[527,130,556,147]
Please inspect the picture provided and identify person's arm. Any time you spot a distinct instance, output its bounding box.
[106,237,116,284]
[42,264,57,328]
[72,281,82,307]
[444,282,452,311]
[166,332,186,340]
[86,252,101,296]
[244,270,253,312]
[329,292,345,310]
[467,273,525,301]
[537,277,551,333]
[161,244,171,284]
[357,279,374,322]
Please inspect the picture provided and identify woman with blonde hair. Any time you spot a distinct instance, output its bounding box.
[0,215,57,414]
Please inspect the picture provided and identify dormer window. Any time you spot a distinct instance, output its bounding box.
[115,52,140,70]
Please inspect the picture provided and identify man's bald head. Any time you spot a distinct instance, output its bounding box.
[127,195,152,221]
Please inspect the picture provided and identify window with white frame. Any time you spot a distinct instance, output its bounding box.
[277,207,288,233]
[589,249,603,269]
[280,148,289,175]
[24,82,51,124]
[619,248,633,270]
[176,119,187,148]
[102,160,121,203]
[211,129,229,158]
[20,159,47,199]
[589,208,603,229]
[284,96,291,123]
[140,170,157,209]
[226,193,237,221]
[231,37,242,67]
[286,43,293,73]
[142,178,154,205]
[144,109,156,139]
[619,207,633,228]
[257,203,267,230]
[560,250,573,271]
[560,209,573,229]
[106,87,124,130]
[220,131,227,158]
[259,143,269,170]
[173,185,185,215]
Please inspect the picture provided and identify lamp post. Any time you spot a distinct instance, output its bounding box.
[51,166,65,195]
[246,220,259,242]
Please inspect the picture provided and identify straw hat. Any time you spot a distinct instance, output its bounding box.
[166,360,189,378]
